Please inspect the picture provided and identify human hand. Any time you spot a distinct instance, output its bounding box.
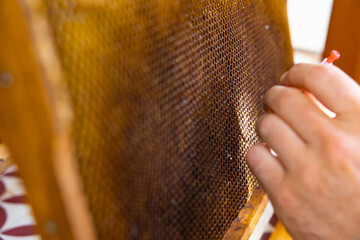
[246,64,360,239]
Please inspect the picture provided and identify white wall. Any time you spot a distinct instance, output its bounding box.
[287,0,334,54]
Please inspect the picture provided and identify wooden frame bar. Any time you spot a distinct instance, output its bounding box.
[324,0,360,82]
[0,0,96,239]
[223,187,269,240]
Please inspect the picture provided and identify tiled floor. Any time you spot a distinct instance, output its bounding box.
[0,165,39,240]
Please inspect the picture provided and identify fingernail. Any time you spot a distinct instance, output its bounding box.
[280,71,288,83]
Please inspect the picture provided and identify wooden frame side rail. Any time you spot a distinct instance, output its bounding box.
[0,0,96,239]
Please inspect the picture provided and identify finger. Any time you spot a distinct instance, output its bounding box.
[280,63,360,117]
[263,85,332,143]
[256,113,306,170]
[247,144,284,196]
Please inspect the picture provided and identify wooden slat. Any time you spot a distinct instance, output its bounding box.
[324,0,360,82]
[223,187,268,240]
[0,0,96,239]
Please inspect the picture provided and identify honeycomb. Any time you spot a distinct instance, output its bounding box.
[42,0,292,239]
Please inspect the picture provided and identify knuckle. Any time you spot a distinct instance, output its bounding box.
[316,126,354,164]
[297,164,320,191]
[264,85,293,111]
[277,186,299,210]
[325,132,352,159]
[286,63,306,79]
[256,113,277,137]
[246,144,261,163]
[277,88,295,105]
[352,99,360,112]
[319,132,357,181]
[311,123,356,167]
[347,92,360,113]
[290,63,306,71]
[316,64,334,78]
[263,85,280,102]
[314,123,333,141]
[311,122,330,140]
[304,65,333,87]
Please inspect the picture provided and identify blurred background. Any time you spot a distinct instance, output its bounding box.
[287,0,334,63]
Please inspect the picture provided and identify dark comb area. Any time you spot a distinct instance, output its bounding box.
[43,0,292,239]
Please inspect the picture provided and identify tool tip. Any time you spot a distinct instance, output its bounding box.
[326,50,341,64]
